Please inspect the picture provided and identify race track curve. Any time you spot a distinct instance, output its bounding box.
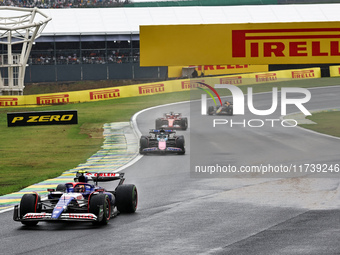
[1,86,340,255]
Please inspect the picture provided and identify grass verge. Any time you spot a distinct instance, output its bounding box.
[1,77,340,195]
[300,110,340,138]
[0,91,192,195]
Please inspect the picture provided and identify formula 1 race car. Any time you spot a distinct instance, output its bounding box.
[139,129,185,155]
[208,101,233,116]
[13,171,137,226]
[155,112,188,130]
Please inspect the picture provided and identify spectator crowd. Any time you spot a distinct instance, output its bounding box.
[29,51,140,65]
[0,0,130,8]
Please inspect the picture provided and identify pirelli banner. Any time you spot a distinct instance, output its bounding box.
[168,65,268,78]
[0,67,320,107]
[140,22,340,66]
[187,68,320,88]
[329,65,340,77]
[7,110,78,127]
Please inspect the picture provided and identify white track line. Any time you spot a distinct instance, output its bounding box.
[2,85,339,214]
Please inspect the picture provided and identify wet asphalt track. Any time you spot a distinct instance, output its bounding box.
[1,86,340,255]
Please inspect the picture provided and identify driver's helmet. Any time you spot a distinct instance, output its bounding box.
[225,101,230,106]
[78,174,87,183]
[74,184,85,193]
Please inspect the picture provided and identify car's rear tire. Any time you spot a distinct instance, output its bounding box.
[176,135,185,155]
[139,136,148,154]
[20,193,40,226]
[229,106,233,116]
[162,120,168,127]
[115,184,138,213]
[181,118,188,130]
[89,194,111,225]
[208,106,214,115]
[56,184,67,192]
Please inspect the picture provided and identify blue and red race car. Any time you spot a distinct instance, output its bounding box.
[13,171,137,226]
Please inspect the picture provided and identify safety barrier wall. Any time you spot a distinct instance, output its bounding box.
[126,0,277,7]
[168,64,269,78]
[329,65,340,77]
[0,67,320,107]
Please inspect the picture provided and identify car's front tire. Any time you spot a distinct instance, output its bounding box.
[139,136,148,154]
[176,135,185,155]
[20,193,41,226]
[89,194,111,225]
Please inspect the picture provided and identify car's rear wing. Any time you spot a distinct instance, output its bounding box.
[75,171,125,185]
[149,129,176,134]
[164,113,181,117]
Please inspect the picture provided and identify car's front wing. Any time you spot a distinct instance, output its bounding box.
[160,124,182,130]
[141,147,183,153]
[13,205,100,222]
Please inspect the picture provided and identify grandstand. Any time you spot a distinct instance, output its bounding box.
[1,3,340,83]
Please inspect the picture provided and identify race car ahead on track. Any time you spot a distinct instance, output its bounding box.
[13,171,137,226]
[139,129,185,155]
[208,101,233,116]
[155,112,188,130]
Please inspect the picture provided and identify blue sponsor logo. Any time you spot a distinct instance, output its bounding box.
[167,147,181,151]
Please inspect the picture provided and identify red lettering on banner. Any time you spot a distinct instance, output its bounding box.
[138,84,164,94]
[264,42,285,57]
[89,89,120,100]
[220,76,242,85]
[255,73,277,82]
[0,97,18,106]
[251,43,259,57]
[195,65,249,71]
[292,70,315,78]
[289,42,307,56]
[37,94,69,105]
[331,41,340,55]
[232,28,340,58]
[181,80,205,89]
[87,172,117,177]
[312,41,328,56]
